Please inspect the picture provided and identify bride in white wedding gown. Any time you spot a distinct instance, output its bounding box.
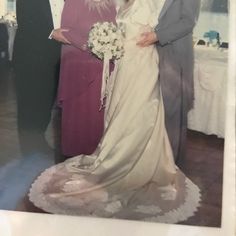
[29,0,201,223]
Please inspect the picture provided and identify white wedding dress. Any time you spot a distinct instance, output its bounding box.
[29,0,201,223]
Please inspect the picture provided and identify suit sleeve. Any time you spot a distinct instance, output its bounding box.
[155,0,201,46]
[16,0,54,40]
[16,0,35,31]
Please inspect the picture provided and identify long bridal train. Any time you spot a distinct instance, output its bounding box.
[29,0,201,223]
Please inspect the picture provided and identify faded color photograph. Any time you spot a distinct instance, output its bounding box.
[0,0,228,227]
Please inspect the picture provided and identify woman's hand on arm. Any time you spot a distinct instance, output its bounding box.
[51,28,71,44]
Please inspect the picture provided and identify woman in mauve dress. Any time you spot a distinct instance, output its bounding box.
[56,0,116,157]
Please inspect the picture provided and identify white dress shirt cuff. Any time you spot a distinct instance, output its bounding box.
[48,30,54,39]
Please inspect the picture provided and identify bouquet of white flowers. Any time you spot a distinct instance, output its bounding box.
[87,22,125,110]
[88,21,124,60]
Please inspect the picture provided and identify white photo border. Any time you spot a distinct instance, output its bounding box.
[0,0,235,235]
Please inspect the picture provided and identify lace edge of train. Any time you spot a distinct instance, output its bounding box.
[28,166,201,224]
[144,178,201,224]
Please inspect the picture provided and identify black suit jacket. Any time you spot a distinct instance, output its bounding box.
[13,0,61,67]
[0,23,9,60]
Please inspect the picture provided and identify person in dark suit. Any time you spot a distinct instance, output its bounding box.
[0,23,9,67]
[13,0,64,155]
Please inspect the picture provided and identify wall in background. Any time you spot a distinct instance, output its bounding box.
[201,0,228,13]
[7,0,16,12]
[0,0,15,17]
[0,0,7,17]
[0,0,229,42]
[194,12,229,42]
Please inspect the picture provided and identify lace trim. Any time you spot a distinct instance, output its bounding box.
[135,205,162,214]
[29,166,201,223]
[145,178,201,223]
[104,200,122,213]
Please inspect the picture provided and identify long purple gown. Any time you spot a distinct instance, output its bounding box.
[58,0,116,156]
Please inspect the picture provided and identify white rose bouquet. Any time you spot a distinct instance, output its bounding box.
[87,22,125,110]
[88,21,124,60]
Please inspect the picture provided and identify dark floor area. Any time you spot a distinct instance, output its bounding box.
[0,64,224,227]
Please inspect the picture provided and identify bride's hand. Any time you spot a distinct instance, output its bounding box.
[136,32,158,47]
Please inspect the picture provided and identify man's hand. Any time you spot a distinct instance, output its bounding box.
[136,32,158,47]
[51,28,71,44]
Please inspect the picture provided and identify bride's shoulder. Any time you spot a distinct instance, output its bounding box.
[128,0,164,26]
[132,0,163,11]
[131,0,160,13]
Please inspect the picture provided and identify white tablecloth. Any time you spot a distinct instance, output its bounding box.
[188,46,228,138]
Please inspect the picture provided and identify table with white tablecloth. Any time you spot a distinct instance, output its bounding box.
[188,46,228,138]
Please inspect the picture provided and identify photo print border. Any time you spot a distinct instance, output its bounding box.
[0,0,235,235]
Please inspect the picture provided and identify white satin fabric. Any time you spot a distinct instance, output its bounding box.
[29,0,201,223]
